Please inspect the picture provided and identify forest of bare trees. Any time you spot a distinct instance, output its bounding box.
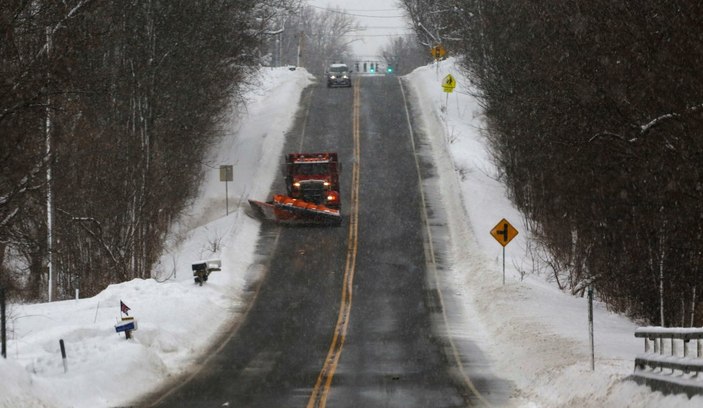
[10,0,700,329]
[379,36,427,76]
[0,0,299,300]
[400,0,703,326]
[267,5,360,76]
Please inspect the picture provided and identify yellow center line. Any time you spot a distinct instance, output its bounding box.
[307,78,362,408]
[298,88,315,151]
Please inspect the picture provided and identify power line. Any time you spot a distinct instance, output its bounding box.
[334,7,400,12]
[308,5,405,18]
[352,26,411,30]
[342,33,416,38]
[308,5,401,12]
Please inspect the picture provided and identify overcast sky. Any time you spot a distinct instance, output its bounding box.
[306,0,413,58]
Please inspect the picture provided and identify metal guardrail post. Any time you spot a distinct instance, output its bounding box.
[633,327,703,395]
[684,340,689,358]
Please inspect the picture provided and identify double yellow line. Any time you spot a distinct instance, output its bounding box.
[306,79,362,408]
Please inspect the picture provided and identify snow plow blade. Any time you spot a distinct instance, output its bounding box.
[248,194,341,226]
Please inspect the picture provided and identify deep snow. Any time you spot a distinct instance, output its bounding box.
[1,62,701,407]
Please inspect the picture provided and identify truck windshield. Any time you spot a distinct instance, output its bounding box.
[295,163,328,175]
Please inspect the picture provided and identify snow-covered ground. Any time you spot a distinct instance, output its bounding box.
[1,61,700,407]
[0,66,315,408]
[404,59,702,408]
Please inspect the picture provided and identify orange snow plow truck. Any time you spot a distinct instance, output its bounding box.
[248,152,341,226]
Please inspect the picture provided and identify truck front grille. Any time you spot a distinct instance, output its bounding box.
[299,181,325,204]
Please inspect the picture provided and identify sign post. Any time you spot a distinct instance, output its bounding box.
[219,165,234,216]
[588,284,595,371]
[59,339,67,373]
[490,218,519,285]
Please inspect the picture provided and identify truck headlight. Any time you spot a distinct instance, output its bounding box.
[323,181,330,187]
[293,182,301,188]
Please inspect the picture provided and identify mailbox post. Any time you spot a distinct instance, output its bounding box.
[115,317,137,339]
[192,259,222,286]
[116,300,136,339]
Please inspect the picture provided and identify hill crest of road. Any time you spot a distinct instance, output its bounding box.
[145,75,509,408]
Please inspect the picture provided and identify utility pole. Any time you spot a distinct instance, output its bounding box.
[588,284,595,371]
[274,33,281,67]
[45,26,54,302]
[297,31,303,67]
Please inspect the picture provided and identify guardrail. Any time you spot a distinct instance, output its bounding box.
[631,327,703,397]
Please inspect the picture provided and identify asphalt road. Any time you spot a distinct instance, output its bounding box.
[144,75,507,408]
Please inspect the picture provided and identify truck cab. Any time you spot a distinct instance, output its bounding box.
[285,152,341,209]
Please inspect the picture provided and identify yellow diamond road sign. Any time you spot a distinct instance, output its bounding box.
[431,44,446,59]
[490,218,519,247]
[442,74,456,93]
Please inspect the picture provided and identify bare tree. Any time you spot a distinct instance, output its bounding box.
[278,6,361,75]
[380,36,428,75]
[1,0,297,300]
[420,0,703,326]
